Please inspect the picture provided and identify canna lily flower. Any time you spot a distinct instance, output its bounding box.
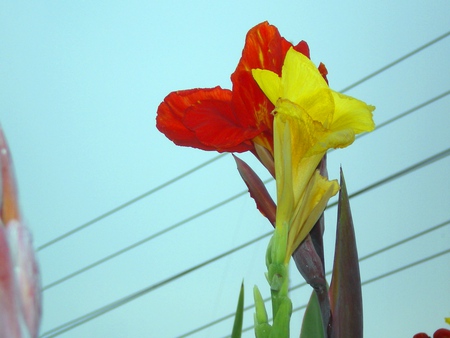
[156,22,326,169]
[252,48,375,262]
[0,126,41,338]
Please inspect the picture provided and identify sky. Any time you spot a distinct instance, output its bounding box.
[1,1,450,337]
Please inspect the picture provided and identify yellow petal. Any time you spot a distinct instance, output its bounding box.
[274,101,318,202]
[273,110,294,229]
[274,99,334,207]
[331,91,375,134]
[281,48,333,127]
[251,68,282,105]
[286,170,339,262]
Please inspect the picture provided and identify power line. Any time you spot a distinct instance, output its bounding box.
[359,90,450,139]
[41,178,271,291]
[35,29,449,252]
[328,147,450,208]
[36,154,227,251]
[339,30,450,92]
[42,145,450,291]
[39,149,450,336]
[178,218,450,337]
[39,232,271,338]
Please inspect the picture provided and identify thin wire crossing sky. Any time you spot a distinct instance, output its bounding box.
[1,1,450,337]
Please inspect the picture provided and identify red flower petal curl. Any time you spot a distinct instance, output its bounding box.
[156,87,234,151]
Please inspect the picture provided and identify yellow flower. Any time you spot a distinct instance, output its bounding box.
[252,48,375,262]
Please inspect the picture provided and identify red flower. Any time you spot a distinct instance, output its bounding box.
[156,21,315,155]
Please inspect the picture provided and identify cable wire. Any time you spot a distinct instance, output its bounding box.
[41,178,271,291]
[39,149,450,335]
[36,29,450,252]
[339,30,450,93]
[39,232,271,338]
[178,218,450,337]
[36,153,227,251]
[42,143,450,291]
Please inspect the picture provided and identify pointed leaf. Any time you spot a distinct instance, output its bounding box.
[300,290,325,338]
[329,168,363,338]
[231,282,245,338]
[234,155,276,225]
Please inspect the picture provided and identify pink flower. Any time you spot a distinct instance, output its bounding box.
[0,126,41,338]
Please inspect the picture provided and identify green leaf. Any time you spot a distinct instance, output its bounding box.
[300,290,325,338]
[231,282,245,338]
[329,168,363,338]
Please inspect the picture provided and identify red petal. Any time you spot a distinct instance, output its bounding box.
[183,99,257,152]
[156,87,232,151]
[234,22,283,74]
[318,62,329,84]
[156,22,318,155]
[230,22,312,155]
[230,22,284,152]
[232,71,274,129]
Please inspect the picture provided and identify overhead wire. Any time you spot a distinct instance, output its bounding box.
[39,232,271,338]
[39,149,450,336]
[36,153,227,251]
[41,178,272,291]
[180,218,450,337]
[339,30,450,93]
[41,93,450,291]
[36,30,450,252]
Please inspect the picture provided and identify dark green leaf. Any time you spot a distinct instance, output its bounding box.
[300,290,325,338]
[231,282,245,338]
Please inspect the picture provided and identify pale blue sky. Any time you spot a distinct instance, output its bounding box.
[1,1,449,337]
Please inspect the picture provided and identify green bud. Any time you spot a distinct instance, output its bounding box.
[253,286,269,325]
